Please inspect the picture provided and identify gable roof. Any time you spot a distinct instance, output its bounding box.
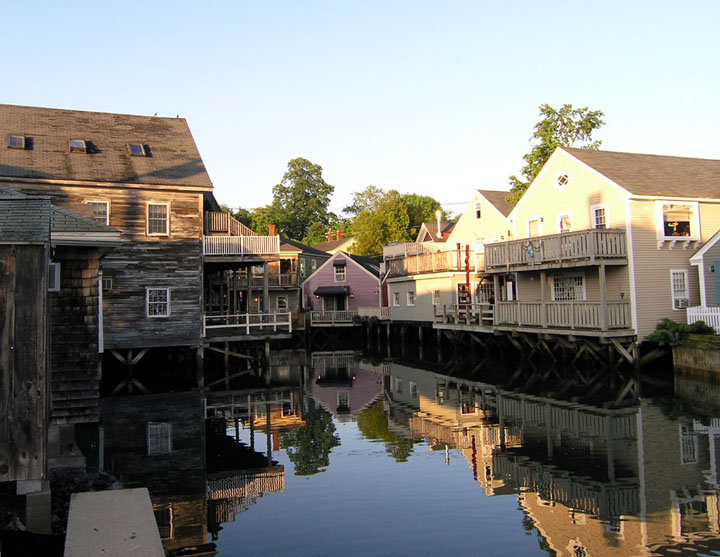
[312,236,354,252]
[280,236,331,257]
[416,221,454,242]
[477,189,513,217]
[564,147,720,199]
[0,104,213,190]
[347,253,380,277]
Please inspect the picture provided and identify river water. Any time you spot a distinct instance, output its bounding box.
[91,348,720,556]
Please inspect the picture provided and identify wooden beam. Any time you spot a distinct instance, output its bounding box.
[204,345,255,360]
[610,338,635,365]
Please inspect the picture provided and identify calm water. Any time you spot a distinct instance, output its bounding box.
[96,351,720,556]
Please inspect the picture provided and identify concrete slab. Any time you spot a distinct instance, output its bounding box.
[64,488,164,557]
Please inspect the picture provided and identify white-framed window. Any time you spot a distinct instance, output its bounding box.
[475,200,482,219]
[656,201,700,239]
[680,423,697,464]
[392,291,400,306]
[311,259,317,272]
[410,381,418,399]
[146,287,170,318]
[591,204,608,229]
[557,210,572,233]
[554,172,570,189]
[277,296,288,312]
[334,264,346,282]
[670,269,689,310]
[337,391,350,411]
[101,276,113,291]
[527,216,542,238]
[147,202,169,236]
[147,422,172,455]
[407,291,415,306]
[48,262,61,292]
[475,282,494,304]
[552,274,585,301]
[86,200,109,225]
[432,289,441,305]
[300,262,305,278]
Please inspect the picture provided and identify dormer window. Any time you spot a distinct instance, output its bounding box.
[8,135,26,149]
[69,139,87,153]
[128,143,147,156]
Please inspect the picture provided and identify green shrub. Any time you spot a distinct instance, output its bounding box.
[645,318,715,346]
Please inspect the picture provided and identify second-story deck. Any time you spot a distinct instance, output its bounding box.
[383,241,446,260]
[204,212,280,257]
[485,228,627,272]
[387,249,485,278]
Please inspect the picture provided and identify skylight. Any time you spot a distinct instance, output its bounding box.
[8,135,26,149]
[69,139,87,153]
[127,143,146,156]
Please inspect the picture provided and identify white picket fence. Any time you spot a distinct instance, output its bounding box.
[687,306,720,333]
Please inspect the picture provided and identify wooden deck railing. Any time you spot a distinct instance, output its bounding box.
[434,304,494,326]
[205,212,258,236]
[493,300,631,330]
[485,229,627,270]
[357,306,391,320]
[204,312,291,335]
[387,250,485,277]
[383,241,446,259]
[233,273,299,287]
[309,310,357,325]
[204,235,280,255]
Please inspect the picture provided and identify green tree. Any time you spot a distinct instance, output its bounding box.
[343,185,385,217]
[279,402,340,475]
[507,103,605,205]
[356,400,416,462]
[230,207,253,229]
[268,157,336,240]
[352,190,411,258]
[401,193,443,236]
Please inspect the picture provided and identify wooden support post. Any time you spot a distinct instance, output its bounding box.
[599,264,608,331]
[263,263,269,314]
[196,346,204,390]
[540,270,547,329]
[224,342,230,389]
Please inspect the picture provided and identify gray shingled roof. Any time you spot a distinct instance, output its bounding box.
[418,221,454,241]
[0,197,51,242]
[477,189,513,217]
[0,104,213,189]
[312,236,354,252]
[51,205,121,235]
[280,236,331,257]
[347,253,380,277]
[564,147,720,199]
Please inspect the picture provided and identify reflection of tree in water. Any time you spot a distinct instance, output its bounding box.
[356,401,416,462]
[280,400,340,475]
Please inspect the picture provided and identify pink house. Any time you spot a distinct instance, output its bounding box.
[303,251,381,321]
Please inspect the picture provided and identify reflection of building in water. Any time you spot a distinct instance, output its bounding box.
[385,362,720,555]
[207,468,285,529]
[307,352,386,420]
[100,392,214,556]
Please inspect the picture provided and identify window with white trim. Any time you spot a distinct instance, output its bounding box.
[475,200,482,219]
[8,134,26,149]
[86,200,109,225]
[311,259,317,272]
[671,269,689,309]
[146,287,170,317]
[558,211,572,233]
[410,381,418,398]
[334,264,346,282]
[407,291,415,306]
[395,377,403,394]
[591,204,607,229]
[657,202,699,239]
[432,289,441,305]
[277,296,288,312]
[300,262,305,278]
[101,277,113,291]
[48,262,60,292]
[147,203,169,235]
[552,275,585,301]
[527,217,542,238]
[154,506,173,540]
[147,422,172,455]
[392,291,400,306]
[68,139,87,153]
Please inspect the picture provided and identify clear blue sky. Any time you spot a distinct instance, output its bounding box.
[3,1,718,216]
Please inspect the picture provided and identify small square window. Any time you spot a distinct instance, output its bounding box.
[8,135,26,149]
[128,143,146,156]
[392,292,400,306]
[475,201,482,219]
[69,139,87,153]
[407,291,415,306]
[432,290,441,305]
[277,296,288,312]
[86,200,109,225]
[147,422,172,455]
[147,288,170,318]
[101,277,113,291]
[334,265,346,282]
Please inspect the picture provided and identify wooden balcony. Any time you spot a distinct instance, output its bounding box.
[434,300,633,335]
[485,229,627,272]
[235,273,299,288]
[204,312,292,337]
[309,310,357,326]
[383,241,446,260]
[357,306,391,320]
[205,211,257,237]
[387,250,485,277]
[204,235,280,256]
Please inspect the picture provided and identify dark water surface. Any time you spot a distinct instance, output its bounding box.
[13,348,720,556]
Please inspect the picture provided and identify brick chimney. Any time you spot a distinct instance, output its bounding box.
[268,224,276,236]
[327,231,335,241]
[337,230,343,240]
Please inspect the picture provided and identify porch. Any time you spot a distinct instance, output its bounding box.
[383,241,445,259]
[204,211,279,256]
[485,229,627,271]
[358,306,391,320]
[309,310,358,326]
[204,312,293,338]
